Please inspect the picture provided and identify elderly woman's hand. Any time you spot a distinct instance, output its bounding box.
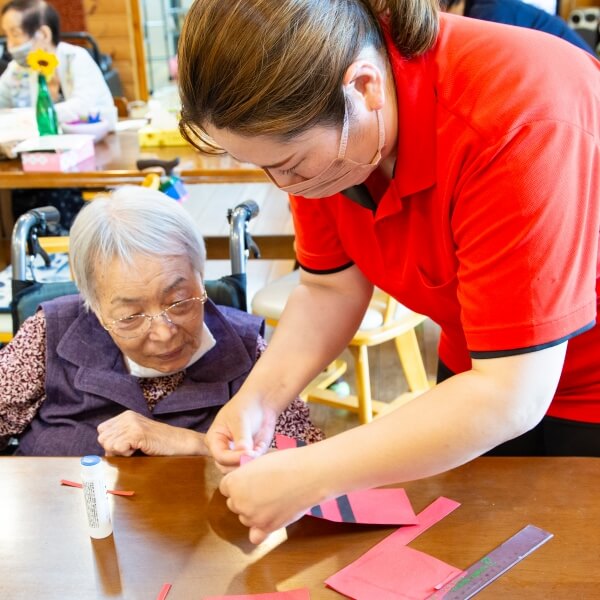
[97,410,208,456]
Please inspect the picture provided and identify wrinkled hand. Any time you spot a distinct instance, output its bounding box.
[220,446,320,544]
[97,410,207,456]
[206,393,278,472]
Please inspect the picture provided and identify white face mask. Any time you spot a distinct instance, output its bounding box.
[8,39,33,68]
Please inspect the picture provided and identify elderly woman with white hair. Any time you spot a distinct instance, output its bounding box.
[0,187,323,456]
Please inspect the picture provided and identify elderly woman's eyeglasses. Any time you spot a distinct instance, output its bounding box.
[104,290,208,339]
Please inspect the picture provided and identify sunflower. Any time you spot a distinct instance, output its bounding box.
[26,48,59,78]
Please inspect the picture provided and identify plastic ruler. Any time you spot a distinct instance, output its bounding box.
[427,524,553,599]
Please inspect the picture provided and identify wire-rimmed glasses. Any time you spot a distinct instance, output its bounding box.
[103,289,208,339]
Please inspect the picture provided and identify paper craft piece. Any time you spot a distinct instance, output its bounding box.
[156,583,172,600]
[384,496,460,546]
[203,589,310,600]
[60,479,135,496]
[240,455,253,466]
[307,488,418,526]
[274,435,419,525]
[325,497,461,599]
[326,543,463,600]
[275,434,307,450]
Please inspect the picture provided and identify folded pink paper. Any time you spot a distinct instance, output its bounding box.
[203,589,310,600]
[325,497,461,599]
[307,488,418,525]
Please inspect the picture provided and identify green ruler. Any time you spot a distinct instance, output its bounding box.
[427,524,553,599]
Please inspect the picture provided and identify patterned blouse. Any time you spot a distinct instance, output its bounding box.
[0,311,324,450]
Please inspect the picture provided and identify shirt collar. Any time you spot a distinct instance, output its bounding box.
[380,22,437,200]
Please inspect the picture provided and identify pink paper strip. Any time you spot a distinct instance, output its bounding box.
[325,497,461,599]
[385,496,460,545]
[156,583,172,600]
[275,434,299,450]
[203,589,310,600]
[307,489,418,525]
[60,479,135,496]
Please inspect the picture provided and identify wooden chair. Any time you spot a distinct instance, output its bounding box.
[251,270,430,424]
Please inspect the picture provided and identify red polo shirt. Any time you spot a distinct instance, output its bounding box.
[290,14,600,422]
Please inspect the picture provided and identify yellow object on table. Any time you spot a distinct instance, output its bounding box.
[138,126,188,147]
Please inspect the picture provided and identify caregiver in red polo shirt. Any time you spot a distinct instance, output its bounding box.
[178,0,600,543]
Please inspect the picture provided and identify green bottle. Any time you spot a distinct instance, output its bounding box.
[36,73,59,136]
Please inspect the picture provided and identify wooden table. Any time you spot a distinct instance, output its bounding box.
[0,130,267,189]
[0,456,597,599]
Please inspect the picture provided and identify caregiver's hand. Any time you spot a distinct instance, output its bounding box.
[220,445,322,544]
[206,392,278,471]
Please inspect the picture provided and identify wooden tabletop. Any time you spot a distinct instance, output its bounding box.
[0,456,597,599]
[0,130,268,189]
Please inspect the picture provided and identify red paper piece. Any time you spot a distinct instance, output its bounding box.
[240,455,253,466]
[327,544,462,600]
[275,434,305,450]
[384,496,460,545]
[60,479,135,496]
[156,583,172,600]
[203,589,310,600]
[307,488,418,525]
[325,497,461,599]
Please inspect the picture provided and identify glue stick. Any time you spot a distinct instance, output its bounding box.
[80,455,113,539]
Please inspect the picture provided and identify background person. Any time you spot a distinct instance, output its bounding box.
[177,0,600,544]
[0,0,116,126]
[440,0,596,55]
[0,187,323,456]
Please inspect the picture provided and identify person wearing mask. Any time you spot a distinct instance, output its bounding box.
[177,0,599,545]
[0,0,116,127]
[441,0,596,55]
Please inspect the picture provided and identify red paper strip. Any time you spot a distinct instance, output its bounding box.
[156,583,172,600]
[203,589,310,600]
[60,479,135,496]
[325,497,461,599]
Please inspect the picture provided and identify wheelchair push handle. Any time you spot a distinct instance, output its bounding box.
[228,200,260,276]
[11,206,61,280]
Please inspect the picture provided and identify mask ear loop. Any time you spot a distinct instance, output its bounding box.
[371,109,385,163]
[337,92,351,159]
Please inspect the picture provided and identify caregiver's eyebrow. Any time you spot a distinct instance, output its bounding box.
[229,152,296,169]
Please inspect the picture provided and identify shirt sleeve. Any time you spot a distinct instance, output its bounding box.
[289,193,353,273]
[453,119,599,354]
[0,311,47,445]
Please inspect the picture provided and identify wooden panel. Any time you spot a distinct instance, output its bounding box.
[53,0,87,32]
[560,0,600,19]
[82,0,147,101]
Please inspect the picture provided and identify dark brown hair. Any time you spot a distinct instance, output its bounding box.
[2,0,60,46]
[178,0,439,153]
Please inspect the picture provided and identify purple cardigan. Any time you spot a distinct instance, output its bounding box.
[17,294,264,456]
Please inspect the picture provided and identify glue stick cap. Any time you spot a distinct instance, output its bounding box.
[81,455,101,467]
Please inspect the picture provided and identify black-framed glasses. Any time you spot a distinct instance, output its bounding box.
[103,289,208,339]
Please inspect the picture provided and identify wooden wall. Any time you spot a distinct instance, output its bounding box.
[560,0,600,20]
[82,0,148,102]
